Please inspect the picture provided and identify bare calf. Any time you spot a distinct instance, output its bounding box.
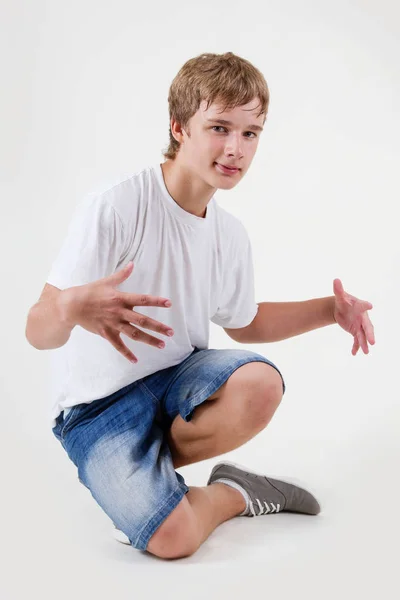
[147,362,284,559]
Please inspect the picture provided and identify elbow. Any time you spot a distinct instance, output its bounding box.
[25,313,40,349]
[224,327,249,344]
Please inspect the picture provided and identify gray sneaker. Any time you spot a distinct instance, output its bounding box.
[207,461,321,516]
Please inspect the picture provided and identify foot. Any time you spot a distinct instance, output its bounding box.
[207,461,321,516]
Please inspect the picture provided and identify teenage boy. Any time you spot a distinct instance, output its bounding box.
[26,52,375,560]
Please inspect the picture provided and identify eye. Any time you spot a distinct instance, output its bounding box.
[211,126,257,138]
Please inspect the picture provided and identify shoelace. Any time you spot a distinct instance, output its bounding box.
[249,498,281,516]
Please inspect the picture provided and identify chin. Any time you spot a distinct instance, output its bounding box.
[215,178,238,190]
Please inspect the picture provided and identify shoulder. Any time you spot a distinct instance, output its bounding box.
[83,165,152,224]
[213,201,250,243]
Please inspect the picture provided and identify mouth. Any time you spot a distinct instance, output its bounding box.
[214,162,241,175]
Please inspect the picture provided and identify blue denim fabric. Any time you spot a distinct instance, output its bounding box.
[52,347,286,550]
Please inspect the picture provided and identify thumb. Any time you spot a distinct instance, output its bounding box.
[109,261,134,284]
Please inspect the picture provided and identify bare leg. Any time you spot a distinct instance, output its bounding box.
[147,363,284,559]
[187,483,246,544]
[167,362,284,468]
[147,483,245,558]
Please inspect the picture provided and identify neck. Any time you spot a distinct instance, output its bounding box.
[160,159,216,218]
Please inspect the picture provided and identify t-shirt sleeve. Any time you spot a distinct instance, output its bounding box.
[210,223,259,329]
[46,194,128,290]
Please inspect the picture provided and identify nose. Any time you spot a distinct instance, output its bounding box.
[224,132,243,159]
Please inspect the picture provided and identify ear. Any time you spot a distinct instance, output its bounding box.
[170,117,190,143]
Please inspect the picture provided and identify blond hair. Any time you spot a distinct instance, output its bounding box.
[162,52,270,160]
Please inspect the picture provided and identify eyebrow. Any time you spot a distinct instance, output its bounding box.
[206,118,264,132]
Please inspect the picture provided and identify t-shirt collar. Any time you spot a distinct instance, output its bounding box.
[152,163,214,227]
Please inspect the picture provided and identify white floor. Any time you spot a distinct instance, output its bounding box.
[5,414,399,600]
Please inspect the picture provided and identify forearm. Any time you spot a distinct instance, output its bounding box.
[25,288,78,350]
[244,296,336,343]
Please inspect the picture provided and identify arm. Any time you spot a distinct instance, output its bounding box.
[27,194,126,350]
[25,284,78,349]
[224,296,336,344]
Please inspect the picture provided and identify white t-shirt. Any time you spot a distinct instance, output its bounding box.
[46,163,258,427]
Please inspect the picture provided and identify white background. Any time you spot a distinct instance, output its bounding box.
[2,0,399,598]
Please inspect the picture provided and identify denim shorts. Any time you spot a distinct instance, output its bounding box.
[52,347,286,551]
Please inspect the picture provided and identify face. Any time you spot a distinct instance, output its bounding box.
[171,97,265,189]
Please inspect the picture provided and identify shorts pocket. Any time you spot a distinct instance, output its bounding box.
[60,404,84,441]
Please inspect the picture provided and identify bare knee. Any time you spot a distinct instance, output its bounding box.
[231,362,284,429]
[147,496,200,559]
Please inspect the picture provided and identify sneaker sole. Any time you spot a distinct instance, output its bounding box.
[113,527,131,545]
[209,460,321,506]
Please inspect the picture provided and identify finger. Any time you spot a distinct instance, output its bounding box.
[361,320,374,352]
[107,261,134,284]
[121,309,174,337]
[362,312,375,344]
[123,292,172,308]
[103,330,138,364]
[333,279,352,306]
[357,328,368,354]
[333,278,345,298]
[352,336,359,356]
[119,323,167,349]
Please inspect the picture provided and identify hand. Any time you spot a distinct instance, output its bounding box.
[62,261,174,363]
[332,278,375,355]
